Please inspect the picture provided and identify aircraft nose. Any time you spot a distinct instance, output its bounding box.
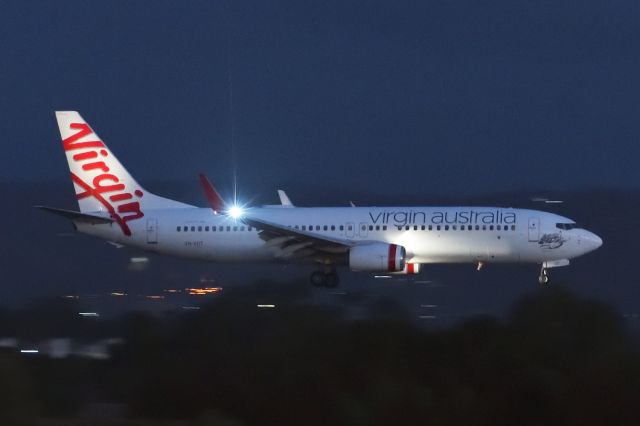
[582,231,603,252]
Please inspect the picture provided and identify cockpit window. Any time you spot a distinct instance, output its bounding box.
[556,223,580,230]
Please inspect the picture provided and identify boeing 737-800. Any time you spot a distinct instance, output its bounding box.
[39,111,602,287]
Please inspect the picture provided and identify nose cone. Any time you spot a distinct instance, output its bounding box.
[582,231,603,253]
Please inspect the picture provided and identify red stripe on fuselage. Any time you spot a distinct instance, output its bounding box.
[388,244,397,271]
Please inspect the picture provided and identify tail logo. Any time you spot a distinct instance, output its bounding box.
[64,123,144,236]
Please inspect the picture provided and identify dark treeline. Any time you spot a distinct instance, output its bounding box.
[1,285,639,425]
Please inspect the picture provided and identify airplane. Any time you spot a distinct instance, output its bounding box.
[39,111,603,287]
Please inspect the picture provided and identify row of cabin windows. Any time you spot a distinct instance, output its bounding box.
[177,225,254,232]
[397,224,516,231]
[177,224,516,233]
[292,225,387,231]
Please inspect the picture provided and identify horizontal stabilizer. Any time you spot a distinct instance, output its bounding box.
[35,206,114,225]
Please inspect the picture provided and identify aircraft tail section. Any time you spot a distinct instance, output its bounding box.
[54,111,193,235]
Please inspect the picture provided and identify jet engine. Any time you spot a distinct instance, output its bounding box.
[349,243,406,272]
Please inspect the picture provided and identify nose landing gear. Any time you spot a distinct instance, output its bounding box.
[538,266,550,285]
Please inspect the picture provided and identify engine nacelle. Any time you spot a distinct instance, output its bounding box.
[349,243,406,272]
[388,263,421,275]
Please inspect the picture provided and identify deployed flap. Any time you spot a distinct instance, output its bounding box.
[35,206,114,225]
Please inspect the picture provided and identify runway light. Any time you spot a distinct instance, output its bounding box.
[257,304,276,308]
[228,205,243,219]
[20,349,39,354]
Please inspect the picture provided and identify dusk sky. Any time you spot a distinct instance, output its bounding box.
[2,0,639,197]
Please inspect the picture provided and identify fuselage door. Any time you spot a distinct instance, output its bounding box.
[528,218,540,242]
[146,218,158,244]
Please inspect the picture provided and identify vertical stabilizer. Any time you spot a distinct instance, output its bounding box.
[54,111,193,235]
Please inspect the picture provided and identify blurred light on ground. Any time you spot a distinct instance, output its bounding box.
[186,287,223,295]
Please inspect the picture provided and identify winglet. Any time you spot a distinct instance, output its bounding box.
[277,189,294,207]
[198,174,225,214]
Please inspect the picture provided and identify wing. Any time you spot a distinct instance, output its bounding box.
[242,215,354,262]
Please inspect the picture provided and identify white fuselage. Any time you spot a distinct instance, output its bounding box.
[76,206,602,266]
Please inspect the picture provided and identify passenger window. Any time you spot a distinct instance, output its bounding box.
[362,225,366,231]
[497,225,502,230]
[475,225,480,230]
[212,226,217,231]
[316,226,321,231]
[511,225,516,231]
[428,225,432,231]
[421,225,425,230]
[302,226,306,231]
[240,226,245,231]
[340,225,344,231]
[489,225,494,231]
[397,226,402,231]
[205,226,209,232]
[482,225,487,230]
[414,225,418,231]
[348,225,353,231]
[294,225,299,230]
[248,227,252,231]
[226,226,231,231]
[191,226,195,232]
[369,225,373,231]
[383,225,387,231]
[323,225,328,231]
[452,225,456,230]
[437,225,441,231]
[331,225,335,231]
[376,225,380,231]
[405,225,410,231]
[177,226,181,232]
[233,226,238,231]
[460,225,465,230]
[445,225,449,231]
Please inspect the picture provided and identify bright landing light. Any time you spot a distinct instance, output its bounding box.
[228,205,244,219]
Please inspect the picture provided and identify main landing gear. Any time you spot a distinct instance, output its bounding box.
[538,266,550,285]
[310,268,340,288]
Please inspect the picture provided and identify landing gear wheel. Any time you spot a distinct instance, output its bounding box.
[310,271,326,287]
[324,273,340,288]
[538,268,550,285]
